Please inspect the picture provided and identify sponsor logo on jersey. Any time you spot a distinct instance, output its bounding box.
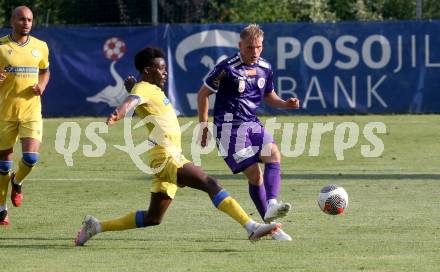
[244,69,257,76]
[4,66,38,74]
[238,78,246,93]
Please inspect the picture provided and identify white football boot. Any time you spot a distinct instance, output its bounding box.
[264,201,292,223]
[75,215,101,246]
[271,227,292,241]
[248,222,279,242]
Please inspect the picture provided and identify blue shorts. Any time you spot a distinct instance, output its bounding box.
[215,122,274,174]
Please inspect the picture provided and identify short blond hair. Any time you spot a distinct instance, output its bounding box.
[240,24,264,41]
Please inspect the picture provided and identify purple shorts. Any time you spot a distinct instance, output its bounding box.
[215,122,274,174]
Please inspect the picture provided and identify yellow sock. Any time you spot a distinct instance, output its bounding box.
[100,211,138,232]
[216,195,251,226]
[15,159,33,184]
[0,173,9,207]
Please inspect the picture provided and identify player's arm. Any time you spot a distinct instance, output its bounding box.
[197,85,215,147]
[263,91,300,110]
[31,69,50,96]
[106,95,141,126]
[124,75,137,93]
[33,43,51,96]
[197,85,214,123]
[0,70,6,84]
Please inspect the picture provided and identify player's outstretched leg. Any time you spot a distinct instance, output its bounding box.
[75,192,172,246]
[177,162,278,242]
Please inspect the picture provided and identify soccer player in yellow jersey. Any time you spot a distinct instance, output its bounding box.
[75,47,279,245]
[0,6,50,225]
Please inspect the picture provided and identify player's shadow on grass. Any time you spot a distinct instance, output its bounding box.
[100,237,249,243]
[200,248,242,253]
[0,237,74,241]
[0,236,256,251]
[0,237,75,249]
[0,244,74,250]
[0,237,76,249]
[213,173,440,180]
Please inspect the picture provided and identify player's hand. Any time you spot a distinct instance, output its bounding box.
[285,98,300,109]
[124,76,137,92]
[0,71,7,82]
[198,123,211,147]
[31,84,45,96]
[106,111,118,126]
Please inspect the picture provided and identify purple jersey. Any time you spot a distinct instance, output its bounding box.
[204,53,274,126]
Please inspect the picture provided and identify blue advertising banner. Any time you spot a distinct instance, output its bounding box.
[1,21,439,116]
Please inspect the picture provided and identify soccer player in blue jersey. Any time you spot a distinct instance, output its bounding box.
[75,47,279,246]
[0,6,50,225]
[197,24,300,240]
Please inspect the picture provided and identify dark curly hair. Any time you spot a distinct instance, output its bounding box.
[134,47,165,72]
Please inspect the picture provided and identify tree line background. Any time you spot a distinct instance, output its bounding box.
[0,0,439,26]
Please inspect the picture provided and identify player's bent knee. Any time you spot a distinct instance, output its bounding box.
[247,174,263,186]
[269,148,281,162]
[206,176,220,186]
[206,176,222,194]
[22,152,39,167]
[0,160,13,175]
[248,179,263,186]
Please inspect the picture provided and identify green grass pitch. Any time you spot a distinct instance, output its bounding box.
[1,115,439,271]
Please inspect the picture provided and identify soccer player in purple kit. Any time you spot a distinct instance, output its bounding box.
[197,24,300,240]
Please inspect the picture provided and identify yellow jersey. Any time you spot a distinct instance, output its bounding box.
[130,81,182,154]
[0,35,49,121]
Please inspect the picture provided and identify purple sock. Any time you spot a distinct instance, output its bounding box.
[264,162,281,200]
[248,184,267,219]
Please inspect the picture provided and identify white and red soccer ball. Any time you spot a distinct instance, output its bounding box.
[103,37,126,61]
[317,185,348,215]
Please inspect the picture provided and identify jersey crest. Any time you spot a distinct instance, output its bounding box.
[257,78,266,89]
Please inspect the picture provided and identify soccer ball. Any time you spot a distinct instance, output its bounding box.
[317,184,348,215]
[102,37,126,61]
